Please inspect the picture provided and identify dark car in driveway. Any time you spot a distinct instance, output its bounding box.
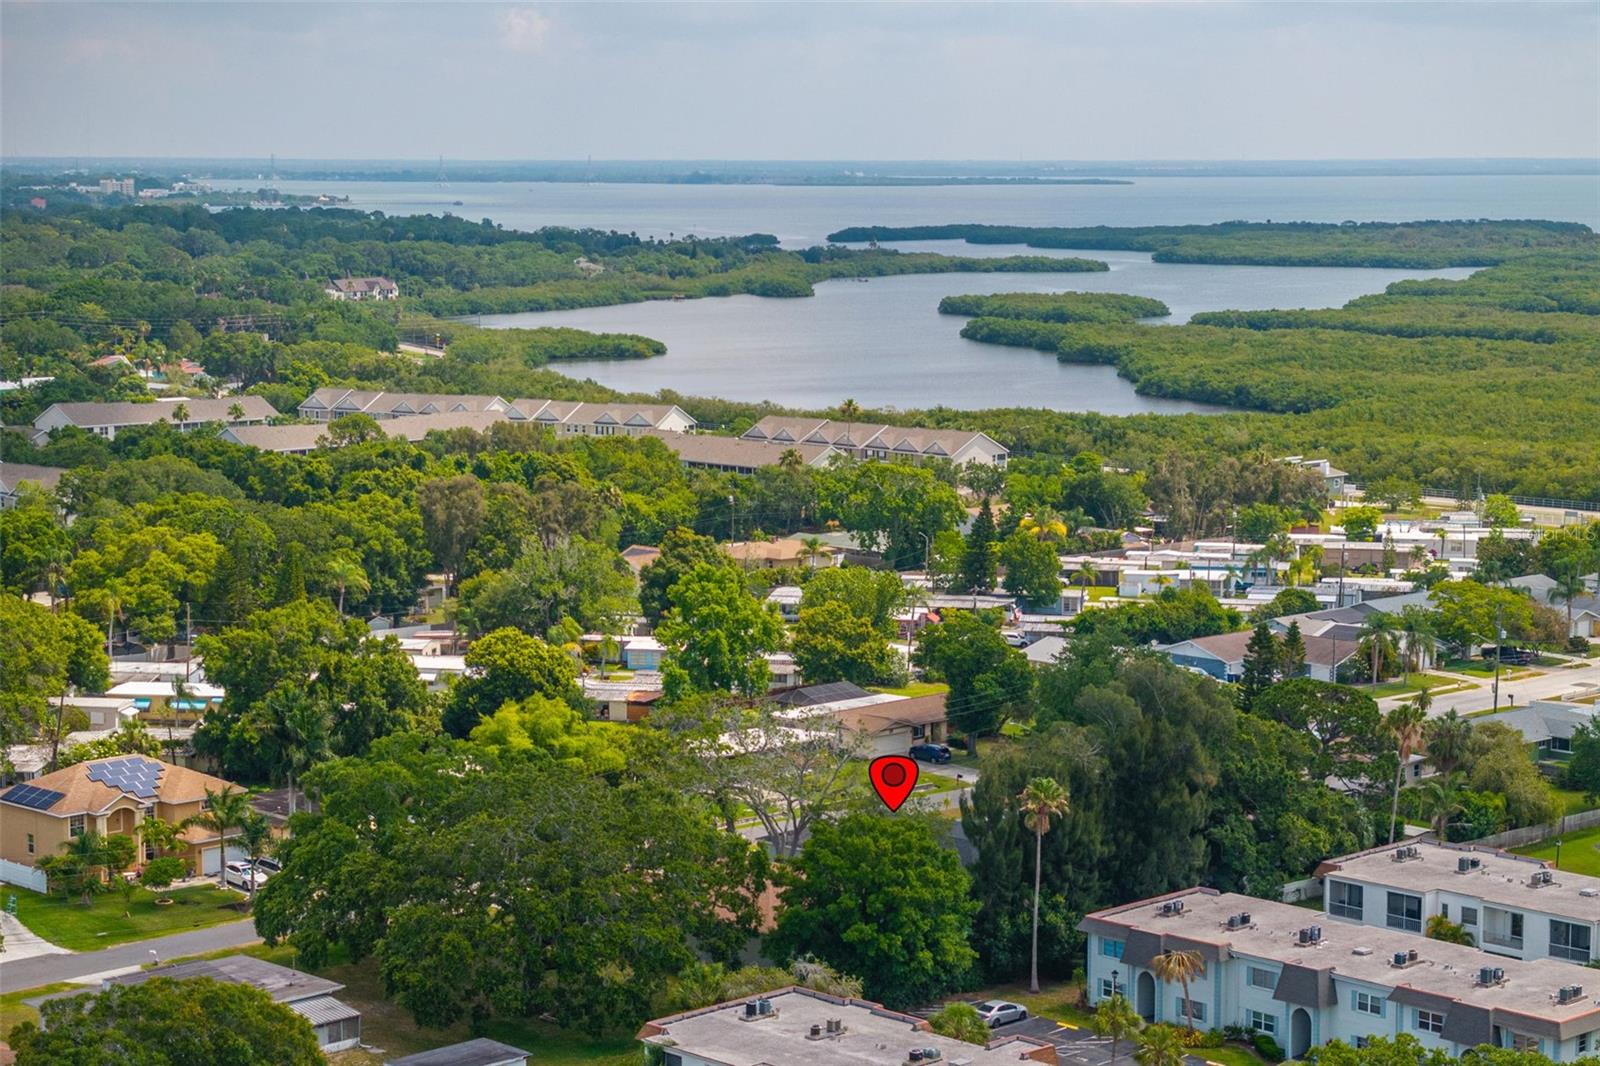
[909,743,952,764]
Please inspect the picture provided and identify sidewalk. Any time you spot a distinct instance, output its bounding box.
[0,910,68,963]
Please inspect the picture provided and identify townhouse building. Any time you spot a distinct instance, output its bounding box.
[1318,841,1600,966]
[31,396,277,442]
[740,415,1008,467]
[1082,888,1600,1061]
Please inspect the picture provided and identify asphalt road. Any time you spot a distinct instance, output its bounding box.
[1377,655,1600,717]
[0,917,260,991]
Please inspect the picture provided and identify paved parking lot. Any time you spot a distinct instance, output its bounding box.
[994,1016,1219,1066]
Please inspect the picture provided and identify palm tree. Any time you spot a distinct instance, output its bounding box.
[1397,605,1436,683]
[1419,771,1466,841]
[228,402,246,421]
[53,831,115,905]
[324,551,369,616]
[838,398,862,420]
[1548,569,1589,645]
[1075,561,1098,595]
[171,402,190,425]
[1020,508,1069,542]
[1092,994,1143,1066]
[236,813,273,905]
[1436,528,1449,561]
[1148,950,1204,1031]
[800,535,826,569]
[274,690,332,817]
[1134,1024,1187,1066]
[1019,777,1071,994]
[1359,611,1399,683]
[183,787,252,889]
[1422,709,1473,776]
[1386,703,1427,843]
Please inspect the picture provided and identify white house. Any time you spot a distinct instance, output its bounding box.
[31,397,277,442]
[324,276,399,301]
[1082,887,1600,1060]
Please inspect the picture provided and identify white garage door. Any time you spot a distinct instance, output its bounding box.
[200,844,249,875]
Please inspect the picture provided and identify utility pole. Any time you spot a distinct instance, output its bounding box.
[727,494,736,545]
[1492,601,1504,710]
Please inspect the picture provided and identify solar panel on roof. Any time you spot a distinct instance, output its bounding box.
[1,784,65,810]
[86,756,164,799]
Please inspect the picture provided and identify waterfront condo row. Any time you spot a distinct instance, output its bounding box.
[1083,840,1600,1061]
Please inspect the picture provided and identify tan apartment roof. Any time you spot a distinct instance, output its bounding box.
[652,432,837,470]
[38,396,277,429]
[0,462,66,493]
[0,756,240,817]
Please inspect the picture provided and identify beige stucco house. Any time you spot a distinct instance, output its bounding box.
[0,755,244,884]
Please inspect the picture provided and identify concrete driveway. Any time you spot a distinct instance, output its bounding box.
[997,1016,1229,1066]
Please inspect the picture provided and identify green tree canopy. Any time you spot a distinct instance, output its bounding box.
[768,813,978,1008]
[658,563,786,700]
[7,977,322,1066]
[441,626,581,738]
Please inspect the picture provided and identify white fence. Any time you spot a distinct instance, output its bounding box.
[0,859,48,894]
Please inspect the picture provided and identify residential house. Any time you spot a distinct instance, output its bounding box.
[741,415,1008,467]
[590,686,663,724]
[726,538,842,570]
[765,585,804,622]
[1284,455,1349,496]
[1158,628,1360,683]
[324,276,399,300]
[639,987,1059,1066]
[619,635,665,671]
[1024,634,1068,666]
[104,955,361,1052]
[620,544,663,574]
[1317,840,1600,966]
[1512,575,1600,640]
[1470,701,1600,761]
[0,462,65,507]
[386,1039,532,1066]
[0,756,246,888]
[775,688,949,758]
[30,396,276,442]
[1082,887,1600,1060]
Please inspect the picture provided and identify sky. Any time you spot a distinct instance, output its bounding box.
[2,1,1596,161]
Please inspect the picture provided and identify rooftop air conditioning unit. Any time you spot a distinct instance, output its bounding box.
[1458,857,1472,873]
[757,999,773,1015]
[1480,967,1496,986]
[1393,952,1410,967]
[744,1002,758,1019]
[1408,948,1418,962]
[1559,985,1585,1005]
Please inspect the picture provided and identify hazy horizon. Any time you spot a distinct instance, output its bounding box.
[3,2,1596,162]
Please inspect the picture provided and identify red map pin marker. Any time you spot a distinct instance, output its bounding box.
[868,755,919,812]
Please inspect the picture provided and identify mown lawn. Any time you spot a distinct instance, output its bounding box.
[870,681,950,698]
[1514,824,1600,877]
[4,882,245,951]
[1365,674,1477,698]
